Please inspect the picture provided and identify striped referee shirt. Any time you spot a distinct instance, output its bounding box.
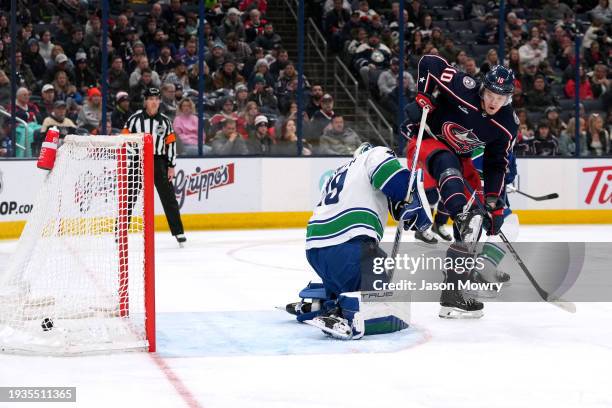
[122,109,177,167]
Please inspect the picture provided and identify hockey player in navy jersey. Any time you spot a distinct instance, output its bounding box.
[286,143,433,339]
[401,54,519,318]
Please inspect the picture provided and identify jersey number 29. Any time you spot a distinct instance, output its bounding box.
[319,169,347,206]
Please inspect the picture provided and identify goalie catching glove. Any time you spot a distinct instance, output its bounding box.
[388,168,433,232]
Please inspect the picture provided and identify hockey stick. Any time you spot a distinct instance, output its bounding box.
[388,107,430,281]
[463,182,576,313]
[507,186,559,201]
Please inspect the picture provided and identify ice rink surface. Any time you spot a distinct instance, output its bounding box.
[1,225,611,408]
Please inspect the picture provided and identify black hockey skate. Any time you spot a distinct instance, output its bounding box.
[175,234,187,248]
[432,222,452,241]
[285,301,312,316]
[415,229,438,244]
[439,288,484,319]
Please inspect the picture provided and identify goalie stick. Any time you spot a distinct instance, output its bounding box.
[464,181,576,313]
[388,107,430,281]
[507,186,559,201]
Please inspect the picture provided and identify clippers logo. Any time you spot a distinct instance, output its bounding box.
[174,163,235,208]
[440,122,484,154]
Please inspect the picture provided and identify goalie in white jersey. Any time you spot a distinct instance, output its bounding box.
[286,143,433,340]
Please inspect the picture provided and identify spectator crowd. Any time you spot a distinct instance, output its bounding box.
[0,0,610,157]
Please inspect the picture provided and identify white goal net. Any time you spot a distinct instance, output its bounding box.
[0,134,155,355]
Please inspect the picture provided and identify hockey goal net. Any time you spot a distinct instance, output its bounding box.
[0,134,155,354]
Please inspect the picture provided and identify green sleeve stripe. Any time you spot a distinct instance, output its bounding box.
[371,159,403,190]
[306,210,384,239]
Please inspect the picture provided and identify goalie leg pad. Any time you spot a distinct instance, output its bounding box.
[338,292,410,338]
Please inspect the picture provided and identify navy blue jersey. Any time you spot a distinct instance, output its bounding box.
[413,55,519,199]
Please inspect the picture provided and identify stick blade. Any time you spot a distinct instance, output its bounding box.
[547,297,576,313]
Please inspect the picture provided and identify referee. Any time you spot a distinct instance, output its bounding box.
[122,87,186,246]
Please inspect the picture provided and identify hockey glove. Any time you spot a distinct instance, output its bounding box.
[400,169,433,232]
[415,92,436,112]
[483,196,505,236]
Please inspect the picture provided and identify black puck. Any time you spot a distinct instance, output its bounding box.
[41,317,54,331]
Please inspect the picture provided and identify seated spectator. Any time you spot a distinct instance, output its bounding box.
[211,118,249,155]
[205,43,227,74]
[589,64,610,99]
[410,30,425,57]
[540,0,573,23]
[306,84,324,119]
[73,52,98,97]
[512,88,526,109]
[452,49,468,72]
[309,93,335,141]
[347,27,370,57]
[377,57,416,99]
[248,75,278,114]
[40,100,76,135]
[235,83,250,111]
[0,70,10,106]
[23,38,46,80]
[160,83,178,121]
[127,42,147,74]
[477,13,499,45]
[174,98,209,155]
[519,35,547,69]
[354,32,392,88]
[464,58,481,80]
[274,118,311,155]
[506,48,522,79]
[559,117,589,156]
[154,45,177,79]
[480,49,499,76]
[439,38,459,67]
[525,75,559,112]
[52,71,80,106]
[565,66,594,100]
[544,106,567,137]
[11,87,40,123]
[532,121,559,156]
[213,59,246,91]
[129,57,162,89]
[225,33,252,63]
[244,9,267,43]
[246,115,275,154]
[165,61,192,93]
[253,23,282,52]
[240,0,268,15]
[276,63,303,94]
[319,115,361,155]
[217,8,246,40]
[111,92,132,131]
[248,59,275,89]
[323,0,351,51]
[77,87,103,131]
[514,128,535,156]
[15,51,36,91]
[130,68,158,111]
[178,37,199,69]
[239,101,261,138]
[586,113,610,156]
[589,0,612,24]
[38,30,55,65]
[584,41,605,69]
[38,84,56,119]
[108,57,130,97]
[210,97,240,134]
[270,49,290,80]
[242,46,265,80]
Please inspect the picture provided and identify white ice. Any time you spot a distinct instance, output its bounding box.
[0,225,611,408]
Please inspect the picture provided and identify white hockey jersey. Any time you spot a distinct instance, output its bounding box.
[306,146,405,249]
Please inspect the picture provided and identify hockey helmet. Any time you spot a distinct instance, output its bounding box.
[482,65,514,95]
[353,142,374,158]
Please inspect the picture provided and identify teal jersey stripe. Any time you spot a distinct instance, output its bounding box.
[307,210,384,240]
[371,159,403,190]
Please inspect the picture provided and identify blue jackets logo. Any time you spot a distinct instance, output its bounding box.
[440,122,485,154]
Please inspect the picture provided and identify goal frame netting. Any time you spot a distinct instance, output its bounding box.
[0,133,156,355]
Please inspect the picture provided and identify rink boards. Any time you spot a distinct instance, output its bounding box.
[1,157,611,238]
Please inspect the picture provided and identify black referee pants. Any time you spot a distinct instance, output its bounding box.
[154,156,184,236]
